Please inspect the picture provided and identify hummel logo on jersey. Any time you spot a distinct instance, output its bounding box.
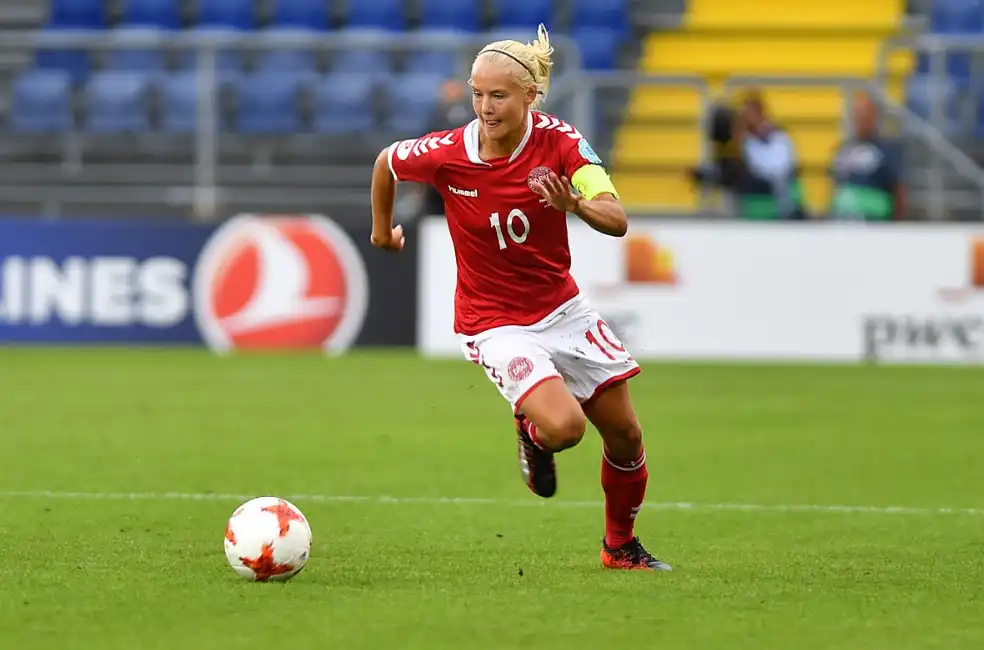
[449,185,478,198]
[395,133,455,161]
[534,114,582,140]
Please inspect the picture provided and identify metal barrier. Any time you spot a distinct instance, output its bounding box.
[877,33,984,221]
[878,33,984,134]
[557,71,713,212]
[0,29,583,220]
[5,26,982,222]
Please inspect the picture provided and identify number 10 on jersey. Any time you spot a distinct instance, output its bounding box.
[490,210,530,250]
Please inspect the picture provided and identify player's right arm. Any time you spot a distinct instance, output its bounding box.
[370,132,454,252]
[370,147,404,251]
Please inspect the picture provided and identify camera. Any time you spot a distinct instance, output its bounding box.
[689,102,743,191]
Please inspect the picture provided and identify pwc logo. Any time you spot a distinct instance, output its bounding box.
[192,214,369,354]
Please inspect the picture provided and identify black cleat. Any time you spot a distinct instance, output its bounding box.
[515,414,556,498]
[601,537,673,571]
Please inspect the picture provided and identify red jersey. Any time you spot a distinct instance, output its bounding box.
[388,111,601,336]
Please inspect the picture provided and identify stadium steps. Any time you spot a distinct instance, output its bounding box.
[611,0,913,214]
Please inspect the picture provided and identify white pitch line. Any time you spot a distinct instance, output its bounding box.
[1,490,983,516]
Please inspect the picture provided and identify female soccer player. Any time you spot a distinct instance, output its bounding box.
[369,25,671,571]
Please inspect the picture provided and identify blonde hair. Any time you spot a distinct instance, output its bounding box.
[473,23,554,109]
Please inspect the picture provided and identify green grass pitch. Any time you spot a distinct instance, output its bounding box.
[1,348,983,649]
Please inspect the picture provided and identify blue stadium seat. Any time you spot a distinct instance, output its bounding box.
[35,28,92,83]
[159,72,199,133]
[385,73,444,133]
[569,0,628,35]
[418,0,481,32]
[198,0,255,29]
[930,0,984,33]
[483,27,539,43]
[105,26,167,73]
[48,0,106,28]
[974,86,984,136]
[405,50,458,75]
[332,49,393,78]
[490,0,553,29]
[178,27,246,77]
[312,74,376,133]
[403,29,463,75]
[271,0,330,29]
[255,28,321,74]
[906,75,960,135]
[916,50,972,86]
[84,71,152,133]
[122,0,181,29]
[235,72,303,133]
[346,0,405,30]
[8,70,73,133]
[570,27,619,69]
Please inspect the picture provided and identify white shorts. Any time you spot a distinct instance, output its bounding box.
[459,294,641,414]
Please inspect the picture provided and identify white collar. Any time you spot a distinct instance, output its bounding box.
[465,111,534,166]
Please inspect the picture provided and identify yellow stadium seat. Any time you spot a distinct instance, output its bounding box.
[614,1,912,214]
[612,170,703,211]
[685,0,904,31]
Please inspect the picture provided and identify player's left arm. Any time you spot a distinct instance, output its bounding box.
[535,167,629,237]
[569,164,627,237]
[532,164,627,237]
[545,125,628,237]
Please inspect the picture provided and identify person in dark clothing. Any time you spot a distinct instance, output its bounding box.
[829,92,907,221]
[689,91,807,219]
[734,91,808,220]
[689,103,744,193]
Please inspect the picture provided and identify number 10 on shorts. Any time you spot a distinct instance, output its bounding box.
[585,318,626,361]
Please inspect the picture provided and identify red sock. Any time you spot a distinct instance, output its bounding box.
[601,447,648,548]
[525,419,551,452]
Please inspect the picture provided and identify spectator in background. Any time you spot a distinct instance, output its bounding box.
[734,90,808,220]
[689,91,807,219]
[829,91,907,221]
[689,102,744,197]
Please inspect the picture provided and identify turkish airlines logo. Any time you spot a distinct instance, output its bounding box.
[193,214,369,353]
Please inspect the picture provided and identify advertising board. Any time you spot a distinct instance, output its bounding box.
[418,219,984,364]
[0,215,417,350]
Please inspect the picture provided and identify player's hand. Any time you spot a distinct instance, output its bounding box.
[532,171,582,214]
[370,224,405,252]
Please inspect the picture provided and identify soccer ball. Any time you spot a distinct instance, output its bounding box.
[224,496,312,582]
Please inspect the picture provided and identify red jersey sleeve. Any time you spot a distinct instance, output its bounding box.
[387,130,455,185]
[547,118,607,180]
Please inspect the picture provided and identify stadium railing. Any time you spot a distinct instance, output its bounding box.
[557,71,715,213]
[0,29,584,221]
[13,29,978,222]
[2,27,724,221]
[877,33,984,221]
[722,74,984,222]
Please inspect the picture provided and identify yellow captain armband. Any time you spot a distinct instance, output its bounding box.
[571,164,619,201]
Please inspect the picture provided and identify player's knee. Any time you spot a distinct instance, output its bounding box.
[541,410,587,451]
[602,419,644,458]
[623,420,644,449]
